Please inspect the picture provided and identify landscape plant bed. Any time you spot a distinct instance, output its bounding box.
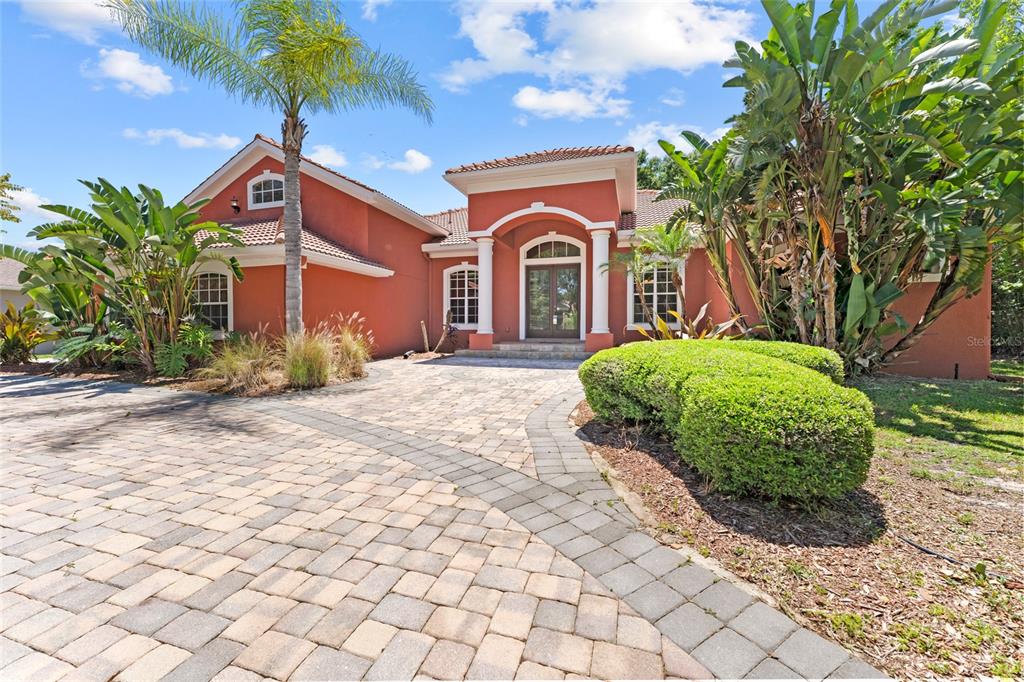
[0,363,364,397]
[573,377,1023,679]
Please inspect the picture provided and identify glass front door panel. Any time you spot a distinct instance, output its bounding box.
[527,268,551,336]
[527,265,580,338]
[553,266,580,334]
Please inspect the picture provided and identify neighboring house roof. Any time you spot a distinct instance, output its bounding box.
[0,258,25,290]
[198,218,391,275]
[619,190,687,230]
[424,190,687,249]
[445,146,634,174]
[185,135,447,238]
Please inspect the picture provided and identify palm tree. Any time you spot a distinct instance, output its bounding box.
[107,0,434,334]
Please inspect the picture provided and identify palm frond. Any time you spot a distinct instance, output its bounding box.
[105,0,281,108]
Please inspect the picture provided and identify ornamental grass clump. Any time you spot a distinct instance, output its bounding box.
[331,312,374,379]
[283,329,333,389]
[200,331,277,393]
[579,340,873,505]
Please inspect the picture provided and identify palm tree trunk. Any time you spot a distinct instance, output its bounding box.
[671,269,686,321]
[282,115,307,335]
[820,249,838,349]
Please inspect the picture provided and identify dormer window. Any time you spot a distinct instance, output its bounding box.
[247,172,285,209]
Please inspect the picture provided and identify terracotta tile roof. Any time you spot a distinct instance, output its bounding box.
[198,218,388,271]
[424,207,469,246]
[446,146,634,175]
[619,189,687,230]
[0,258,25,290]
[423,191,689,249]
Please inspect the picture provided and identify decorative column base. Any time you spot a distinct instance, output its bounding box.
[585,332,615,352]
[468,332,494,350]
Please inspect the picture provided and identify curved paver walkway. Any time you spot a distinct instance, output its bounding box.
[0,359,884,681]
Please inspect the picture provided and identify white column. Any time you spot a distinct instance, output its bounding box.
[591,229,611,334]
[477,237,494,334]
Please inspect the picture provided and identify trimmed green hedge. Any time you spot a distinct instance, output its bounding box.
[700,339,845,383]
[578,341,873,504]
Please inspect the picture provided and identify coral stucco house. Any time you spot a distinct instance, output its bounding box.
[186,134,991,379]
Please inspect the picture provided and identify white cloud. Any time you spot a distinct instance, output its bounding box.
[388,149,433,174]
[365,149,433,174]
[624,121,729,156]
[512,85,628,120]
[307,144,348,168]
[84,49,174,98]
[123,128,241,150]
[441,0,753,120]
[20,0,115,44]
[9,187,61,224]
[660,88,686,107]
[362,0,392,21]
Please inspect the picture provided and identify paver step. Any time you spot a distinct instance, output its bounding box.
[492,341,585,352]
[455,348,592,360]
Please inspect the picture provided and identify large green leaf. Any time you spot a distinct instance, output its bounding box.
[843,273,868,335]
[909,38,979,68]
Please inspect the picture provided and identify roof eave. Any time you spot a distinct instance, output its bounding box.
[443,152,637,212]
[213,243,394,278]
[184,137,447,238]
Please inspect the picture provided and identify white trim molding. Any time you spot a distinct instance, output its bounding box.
[468,202,616,239]
[626,260,686,330]
[442,262,480,330]
[246,171,285,210]
[195,261,234,338]
[444,151,637,213]
[421,243,477,258]
[213,244,394,278]
[184,136,447,237]
[518,233,588,341]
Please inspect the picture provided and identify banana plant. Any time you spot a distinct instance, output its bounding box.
[658,0,1021,373]
[26,179,245,373]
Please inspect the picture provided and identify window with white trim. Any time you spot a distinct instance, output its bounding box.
[193,272,230,331]
[630,264,681,326]
[445,267,479,327]
[249,174,284,208]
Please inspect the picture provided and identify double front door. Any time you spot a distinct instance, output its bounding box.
[526,264,580,338]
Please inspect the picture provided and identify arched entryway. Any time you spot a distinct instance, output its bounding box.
[519,234,587,340]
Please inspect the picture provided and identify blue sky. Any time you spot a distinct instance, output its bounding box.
[0,0,790,247]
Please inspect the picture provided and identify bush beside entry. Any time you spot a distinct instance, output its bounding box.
[579,340,874,505]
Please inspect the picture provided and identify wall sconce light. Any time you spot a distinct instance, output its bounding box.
[230,196,240,214]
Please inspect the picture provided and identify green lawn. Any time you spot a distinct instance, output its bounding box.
[991,358,1024,378]
[853,375,1023,483]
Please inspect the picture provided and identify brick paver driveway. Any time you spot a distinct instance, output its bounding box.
[1,358,882,681]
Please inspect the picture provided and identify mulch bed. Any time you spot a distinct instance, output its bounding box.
[573,401,1023,679]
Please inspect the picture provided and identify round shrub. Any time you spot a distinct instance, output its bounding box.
[578,340,874,505]
[578,342,677,422]
[673,360,874,502]
[695,339,845,383]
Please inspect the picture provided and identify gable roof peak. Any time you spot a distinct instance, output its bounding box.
[445,145,635,175]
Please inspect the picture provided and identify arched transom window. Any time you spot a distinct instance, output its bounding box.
[248,173,284,208]
[444,265,479,328]
[525,238,581,259]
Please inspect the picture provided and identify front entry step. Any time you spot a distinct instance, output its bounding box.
[455,340,591,361]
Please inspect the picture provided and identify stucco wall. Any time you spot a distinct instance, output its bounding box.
[883,265,992,379]
[203,156,434,358]
[467,180,621,231]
